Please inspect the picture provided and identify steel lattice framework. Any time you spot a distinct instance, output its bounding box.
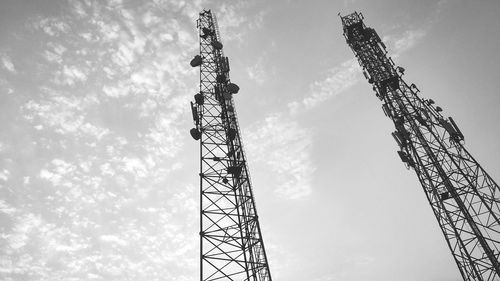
[189,10,272,281]
[341,12,500,281]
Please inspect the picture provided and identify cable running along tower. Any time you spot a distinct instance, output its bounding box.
[189,10,272,281]
[341,12,500,281]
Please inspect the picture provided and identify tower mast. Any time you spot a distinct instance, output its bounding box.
[341,12,500,281]
[189,10,273,281]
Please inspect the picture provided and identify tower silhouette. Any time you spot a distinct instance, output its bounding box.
[190,10,273,281]
[341,11,500,281]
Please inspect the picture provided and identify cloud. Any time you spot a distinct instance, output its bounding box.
[384,0,452,56]
[249,10,267,30]
[100,234,128,246]
[246,113,315,199]
[0,0,276,279]
[216,2,267,42]
[291,0,450,115]
[246,54,270,85]
[1,54,16,73]
[39,159,76,186]
[393,29,426,54]
[288,58,361,114]
[0,169,10,182]
[22,94,101,136]
[62,65,88,84]
[35,17,71,36]
[1,1,212,279]
[0,199,16,215]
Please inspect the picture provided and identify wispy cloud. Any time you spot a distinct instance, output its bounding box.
[216,2,268,42]
[394,29,426,53]
[383,28,427,57]
[386,0,451,56]
[246,113,315,199]
[1,54,16,73]
[246,53,272,85]
[288,58,360,114]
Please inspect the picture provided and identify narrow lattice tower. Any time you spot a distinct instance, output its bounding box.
[189,10,273,281]
[341,12,500,281]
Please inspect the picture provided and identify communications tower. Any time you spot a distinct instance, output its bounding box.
[189,10,273,281]
[341,12,500,281]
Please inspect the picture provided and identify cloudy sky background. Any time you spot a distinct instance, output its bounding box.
[1,0,500,280]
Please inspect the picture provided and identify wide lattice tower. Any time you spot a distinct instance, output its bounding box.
[341,12,500,281]
[189,10,273,281]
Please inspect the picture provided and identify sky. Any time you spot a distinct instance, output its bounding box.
[0,0,500,280]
